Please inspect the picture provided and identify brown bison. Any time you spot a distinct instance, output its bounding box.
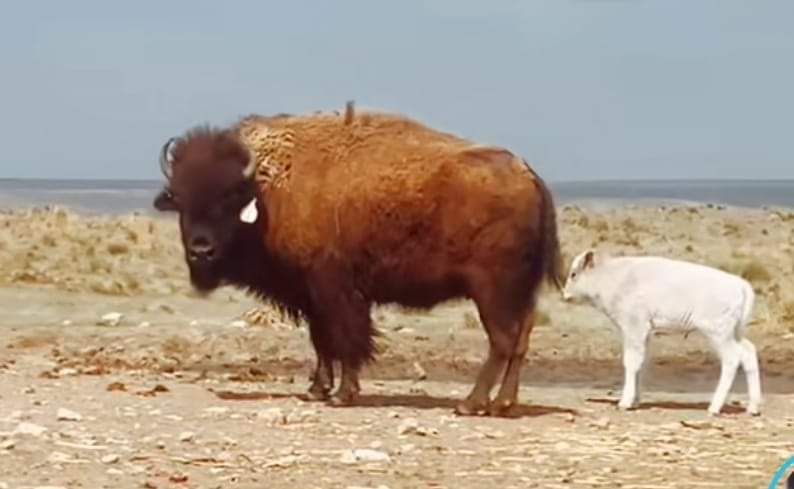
[153,102,562,416]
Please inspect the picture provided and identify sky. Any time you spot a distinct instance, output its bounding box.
[1,1,793,182]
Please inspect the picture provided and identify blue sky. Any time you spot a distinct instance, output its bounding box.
[2,1,792,181]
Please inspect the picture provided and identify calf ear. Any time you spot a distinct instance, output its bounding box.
[153,188,178,212]
[583,249,595,269]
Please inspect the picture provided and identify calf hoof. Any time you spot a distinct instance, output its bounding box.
[746,406,761,417]
[454,398,489,416]
[488,399,518,418]
[617,399,638,411]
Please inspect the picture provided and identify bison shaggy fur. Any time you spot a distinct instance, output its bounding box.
[153,104,563,416]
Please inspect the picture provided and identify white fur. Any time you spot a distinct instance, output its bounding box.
[563,249,762,416]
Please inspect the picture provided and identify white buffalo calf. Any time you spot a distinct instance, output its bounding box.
[562,249,762,416]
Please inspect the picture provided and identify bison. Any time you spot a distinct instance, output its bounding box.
[153,102,563,416]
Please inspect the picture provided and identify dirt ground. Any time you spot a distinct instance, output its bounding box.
[1,204,794,488]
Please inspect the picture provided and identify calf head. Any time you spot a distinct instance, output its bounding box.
[153,127,262,293]
[561,248,597,302]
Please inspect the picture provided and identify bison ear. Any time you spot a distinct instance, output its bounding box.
[153,188,178,212]
[583,249,595,269]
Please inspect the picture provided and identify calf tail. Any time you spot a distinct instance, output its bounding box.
[735,281,756,341]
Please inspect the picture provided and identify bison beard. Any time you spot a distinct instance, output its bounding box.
[153,106,563,417]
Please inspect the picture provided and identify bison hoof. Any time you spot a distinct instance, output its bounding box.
[488,399,518,418]
[454,398,489,416]
[305,387,331,402]
[328,389,359,407]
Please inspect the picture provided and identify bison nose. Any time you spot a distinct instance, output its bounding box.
[188,236,216,262]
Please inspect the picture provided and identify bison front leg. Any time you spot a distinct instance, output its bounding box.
[307,266,374,408]
[328,362,361,406]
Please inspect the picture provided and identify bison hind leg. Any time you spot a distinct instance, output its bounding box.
[456,270,538,417]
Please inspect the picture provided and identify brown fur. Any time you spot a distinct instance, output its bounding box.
[154,106,563,413]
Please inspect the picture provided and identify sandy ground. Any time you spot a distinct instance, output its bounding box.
[1,204,794,488]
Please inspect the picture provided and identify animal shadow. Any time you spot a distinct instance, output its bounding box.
[209,389,577,418]
[585,397,746,415]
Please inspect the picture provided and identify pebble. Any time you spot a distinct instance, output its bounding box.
[340,448,391,464]
[137,321,151,328]
[256,408,287,425]
[14,422,47,437]
[229,320,248,328]
[98,312,124,327]
[1,439,15,450]
[61,320,73,327]
[101,454,120,464]
[397,418,420,436]
[589,417,611,429]
[56,408,82,422]
[412,362,427,380]
[106,468,124,476]
[178,431,195,442]
[203,407,230,416]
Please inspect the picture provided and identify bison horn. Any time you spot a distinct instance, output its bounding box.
[159,137,177,180]
[242,146,257,180]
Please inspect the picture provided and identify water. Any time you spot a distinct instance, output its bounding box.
[1,178,793,215]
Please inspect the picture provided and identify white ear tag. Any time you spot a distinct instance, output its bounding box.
[239,198,258,224]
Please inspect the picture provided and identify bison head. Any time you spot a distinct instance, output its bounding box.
[153,127,262,293]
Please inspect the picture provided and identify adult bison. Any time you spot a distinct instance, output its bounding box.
[153,102,562,416]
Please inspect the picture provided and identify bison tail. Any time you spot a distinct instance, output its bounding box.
[533,172,564,292]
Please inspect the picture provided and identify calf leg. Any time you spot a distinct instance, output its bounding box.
[490,310,535,417]
[618,326,649,410]
[738,338,762,416]
[708,338,742,416]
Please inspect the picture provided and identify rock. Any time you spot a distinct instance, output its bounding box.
[203,407,230,416]
[340,448,391,464]
[189,320,199,327]
[412,362,427,380]
[23,386,35,394]
[14,422,47,437]
[229,320,248,328]
[56,408,82,422]
[101,454,120,464]
[98,312,124,327]
[169,473,189,483]
[106,468,124,476]
[47,451,74,464]
[589,417,611,429]
[178,431,194,442]
[61,320,73,327]
[256,408,286,425]
[1,439,15,450]
[397,418,420,436]
[137,321,151,328]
